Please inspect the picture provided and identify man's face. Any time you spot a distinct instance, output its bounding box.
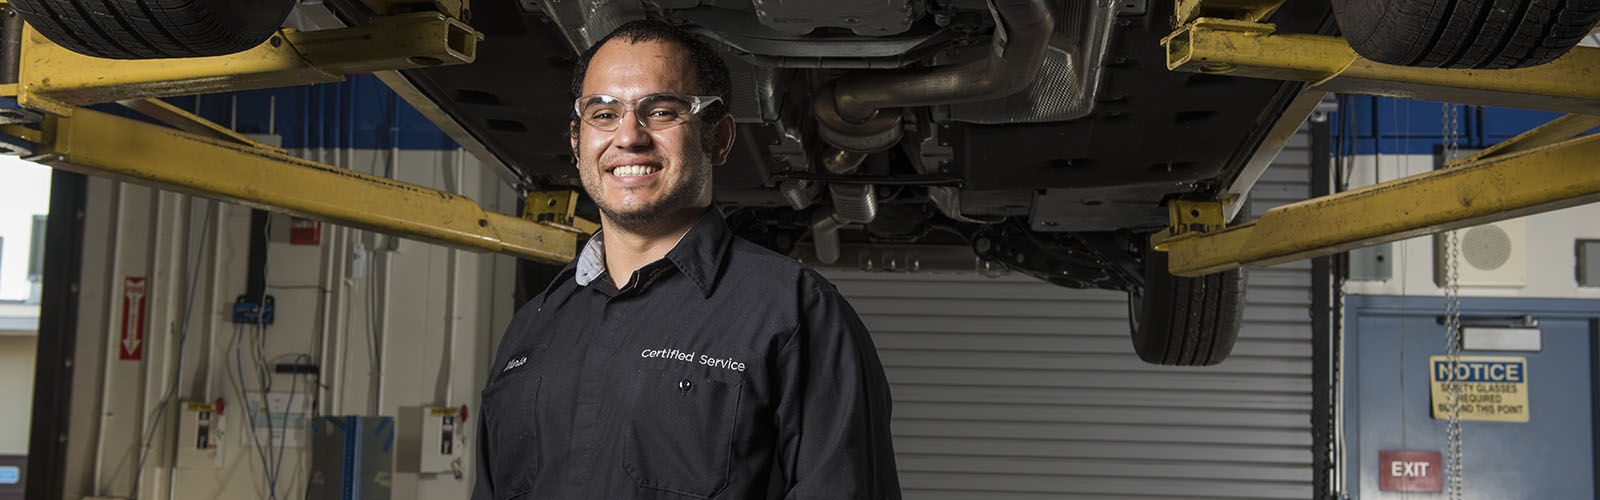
[571,39,733,233]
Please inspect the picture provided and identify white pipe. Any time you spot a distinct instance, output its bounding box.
[333,226,353,416]
[1334,291,1348,495]
[202,203,225,402]
[442,148,462,406]
[316,204,337,416]
[327,227,344,415]
[309,144,351,416]
[317,138,354,417]
[374,135,400,415]
[91,181,126,496]
[142,191,179,500]
[374,244,390,415]
[160,194,198,500]
[320,223,343,416]
[335,211,350,414]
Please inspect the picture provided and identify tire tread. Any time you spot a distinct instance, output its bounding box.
[1334,0,1600,69]
[11,0,296,59]
[1129,246,1247,367]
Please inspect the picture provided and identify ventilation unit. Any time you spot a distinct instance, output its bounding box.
[1433,218,1527,288]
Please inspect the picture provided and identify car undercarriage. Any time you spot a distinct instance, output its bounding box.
[393,0,1335,295]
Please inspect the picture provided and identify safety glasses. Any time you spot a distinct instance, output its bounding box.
[574,93,723,131]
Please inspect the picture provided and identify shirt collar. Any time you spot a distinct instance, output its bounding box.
[573,209,733,297]
[574,234,608,287]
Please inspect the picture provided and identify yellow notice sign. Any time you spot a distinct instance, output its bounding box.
[184,402,215,412]
[1429,355,1528,422]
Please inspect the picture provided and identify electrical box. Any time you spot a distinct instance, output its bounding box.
[308,416,394,500]
[396,406,466,476]
[176,401,224,469]
[1579,239,1600,287]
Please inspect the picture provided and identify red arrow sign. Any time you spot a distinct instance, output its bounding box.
[120,277,147,361]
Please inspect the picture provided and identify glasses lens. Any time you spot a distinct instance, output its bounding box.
[637,94,694,129]
[579,95,624,129]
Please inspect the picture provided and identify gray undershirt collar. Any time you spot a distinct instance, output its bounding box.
[574,229,692,287]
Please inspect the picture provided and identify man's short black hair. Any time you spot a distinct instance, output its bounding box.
[570,19,732,128]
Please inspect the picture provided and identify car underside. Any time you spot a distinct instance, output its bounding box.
[391,0,1335,294]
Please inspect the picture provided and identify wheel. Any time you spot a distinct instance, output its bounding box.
[1127,244,1246,366]
[10,0,299,59]
[1332,0,1600,69]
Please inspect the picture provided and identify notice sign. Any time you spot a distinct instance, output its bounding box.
[1378,450,1441,492]
[1429,355,1528,422]
[120,277,148,361]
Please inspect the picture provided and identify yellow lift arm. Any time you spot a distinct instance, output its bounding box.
[8,107,579,263]
[0,7,582,265]
[1164,17,1600,115]
[1155,121,1600,275]
[13,11,479,116]
[1156,0,1600,276]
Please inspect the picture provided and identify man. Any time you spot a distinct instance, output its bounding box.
[471,19,902,499]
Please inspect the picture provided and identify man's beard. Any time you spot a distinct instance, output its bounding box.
[577,140,714,234]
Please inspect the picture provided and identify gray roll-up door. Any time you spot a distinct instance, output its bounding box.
[823,130,1315,499]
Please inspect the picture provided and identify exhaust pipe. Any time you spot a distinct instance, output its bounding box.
[809,0,1055,263]
[825,0,1056,126]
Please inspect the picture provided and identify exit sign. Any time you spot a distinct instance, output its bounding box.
[1379,450,1442,492]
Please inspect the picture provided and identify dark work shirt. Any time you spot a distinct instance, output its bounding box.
[472,210,901,499]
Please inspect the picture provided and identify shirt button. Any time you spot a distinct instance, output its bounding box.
[678,379,693,393]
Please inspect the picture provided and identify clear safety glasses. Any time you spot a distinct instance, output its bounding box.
[573,93,723,131]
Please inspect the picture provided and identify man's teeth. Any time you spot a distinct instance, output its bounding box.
[612,165,660,176]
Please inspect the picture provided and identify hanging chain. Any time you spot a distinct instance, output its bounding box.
[1441,103,1466,500]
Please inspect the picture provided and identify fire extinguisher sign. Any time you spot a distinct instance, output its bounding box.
[120,277,148,361]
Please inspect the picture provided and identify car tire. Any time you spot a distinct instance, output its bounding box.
[1127,244,1246,366]
[1332,0,1600,69]
[10,0,299,59]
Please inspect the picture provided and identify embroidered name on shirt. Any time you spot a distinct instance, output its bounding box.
[503,356,528,373]
[641,348,746,372]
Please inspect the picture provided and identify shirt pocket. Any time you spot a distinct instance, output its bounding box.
[622,367,744,498]
[482,369,541,500]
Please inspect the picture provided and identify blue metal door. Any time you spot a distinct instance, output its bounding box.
[1345,295,1599,500]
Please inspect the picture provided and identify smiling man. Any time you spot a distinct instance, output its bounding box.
[471,20,902,500]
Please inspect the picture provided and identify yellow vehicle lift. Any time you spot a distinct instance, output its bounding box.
[5,0,1598,273]
[0,3,583,265]
[1155,0,1600,276]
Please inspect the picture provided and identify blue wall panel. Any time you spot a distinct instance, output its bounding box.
[156,74,458,151]
[156,83,1580,154]
[1329,96,1574,156]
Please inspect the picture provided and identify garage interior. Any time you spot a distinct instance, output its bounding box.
[1,0,1599,499]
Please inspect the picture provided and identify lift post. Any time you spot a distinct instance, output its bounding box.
[1154,0,1600,276]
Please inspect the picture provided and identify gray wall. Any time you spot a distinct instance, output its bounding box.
[57,147,519,500]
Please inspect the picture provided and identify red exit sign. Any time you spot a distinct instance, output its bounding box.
[1379,450,1442,492]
